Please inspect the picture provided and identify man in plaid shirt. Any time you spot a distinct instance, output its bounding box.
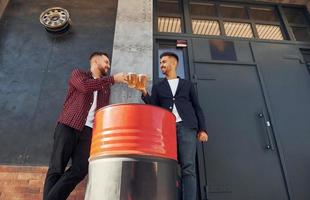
[43,52,127,200]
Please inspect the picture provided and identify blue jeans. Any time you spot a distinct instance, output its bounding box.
[177,122,197,200]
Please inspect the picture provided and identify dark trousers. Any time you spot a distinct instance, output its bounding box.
[176,122,197,200]
[43,123,92,200]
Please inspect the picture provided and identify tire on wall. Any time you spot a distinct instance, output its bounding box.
[39,7,71,33]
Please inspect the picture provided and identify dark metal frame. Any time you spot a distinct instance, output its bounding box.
[154,0,310,44]
[153,1,310,199]
[153,0,310,82]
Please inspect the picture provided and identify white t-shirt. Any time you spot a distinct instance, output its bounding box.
[167,78,182,122]
[85,91,98,128]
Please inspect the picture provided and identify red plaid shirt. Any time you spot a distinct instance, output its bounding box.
[58,68,114,131]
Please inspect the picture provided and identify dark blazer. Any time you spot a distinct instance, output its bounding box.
[142,78,206,132]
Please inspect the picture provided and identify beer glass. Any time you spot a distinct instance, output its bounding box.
[127,72,138,88]
[136,74,148,90]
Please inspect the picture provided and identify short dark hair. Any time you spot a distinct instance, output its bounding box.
[160,52,179,63]
[89,52,110,60]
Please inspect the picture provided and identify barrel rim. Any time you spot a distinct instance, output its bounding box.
[95,103,176,120]
[89,154,178,163]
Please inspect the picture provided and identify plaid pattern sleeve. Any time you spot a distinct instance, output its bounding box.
[58,68,114,131]
[70,68,114,93]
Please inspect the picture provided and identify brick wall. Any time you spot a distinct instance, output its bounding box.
[0,165,87,200]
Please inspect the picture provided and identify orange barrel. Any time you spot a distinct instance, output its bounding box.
[85,104,178,200]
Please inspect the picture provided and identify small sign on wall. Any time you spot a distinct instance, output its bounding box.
[176,40,187,48]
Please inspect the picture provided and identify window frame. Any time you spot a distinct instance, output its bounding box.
[154,0,310,43]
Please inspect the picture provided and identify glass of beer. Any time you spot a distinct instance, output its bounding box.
[126,72,138,88]
[136,74,148,90]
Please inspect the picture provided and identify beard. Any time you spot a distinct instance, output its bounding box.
[98,64,108,76]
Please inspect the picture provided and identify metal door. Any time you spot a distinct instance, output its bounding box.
[251,43,310,200]
[190,39,289,200]
[193,60,289,199]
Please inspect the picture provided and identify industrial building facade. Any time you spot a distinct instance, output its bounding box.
[0,0,309,199]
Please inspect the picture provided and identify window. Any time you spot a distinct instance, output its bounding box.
[157,0,181,16]
[189,2,284,40]
[192,19,220,35]
[283,7,310,42]
[158,17,182,33]
[224,22,254,38]
[190,2,217,18]
[291,27,310,42]
[250,7,279,22]
[210,40,237,61]
[256,24,284,40]
[283,7,308,25]
[190,2,220,36]
[155,0,308,42]
[219,5,248,19]
[249,6,284,40]
[157,0,183,33]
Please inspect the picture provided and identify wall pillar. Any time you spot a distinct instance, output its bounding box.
[0,0,9,19]
[110,0,153,104]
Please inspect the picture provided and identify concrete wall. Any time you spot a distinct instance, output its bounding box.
[110,0,153,104]
[0,0,118,165]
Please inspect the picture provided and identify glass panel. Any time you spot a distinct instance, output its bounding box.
[192,19,220,35]
[190,2,217,18]
[219,5,248,19]
[250,7,279,22]
[224,22,253,38]
[209,40,237,61]
[157,0,182,33]
[157,0,181,16]
[158,48,185,78]
[292,27,310,42]
[283,7,308,25]
[256,24,284,40]
[158,17,182,33]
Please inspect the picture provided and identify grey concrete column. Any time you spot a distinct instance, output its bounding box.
[0,0,9,19]
[110,0,153,104]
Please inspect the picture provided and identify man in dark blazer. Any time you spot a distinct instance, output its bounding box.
[137,52,208,200]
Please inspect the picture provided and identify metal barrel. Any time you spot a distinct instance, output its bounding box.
[85,104,178,200]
